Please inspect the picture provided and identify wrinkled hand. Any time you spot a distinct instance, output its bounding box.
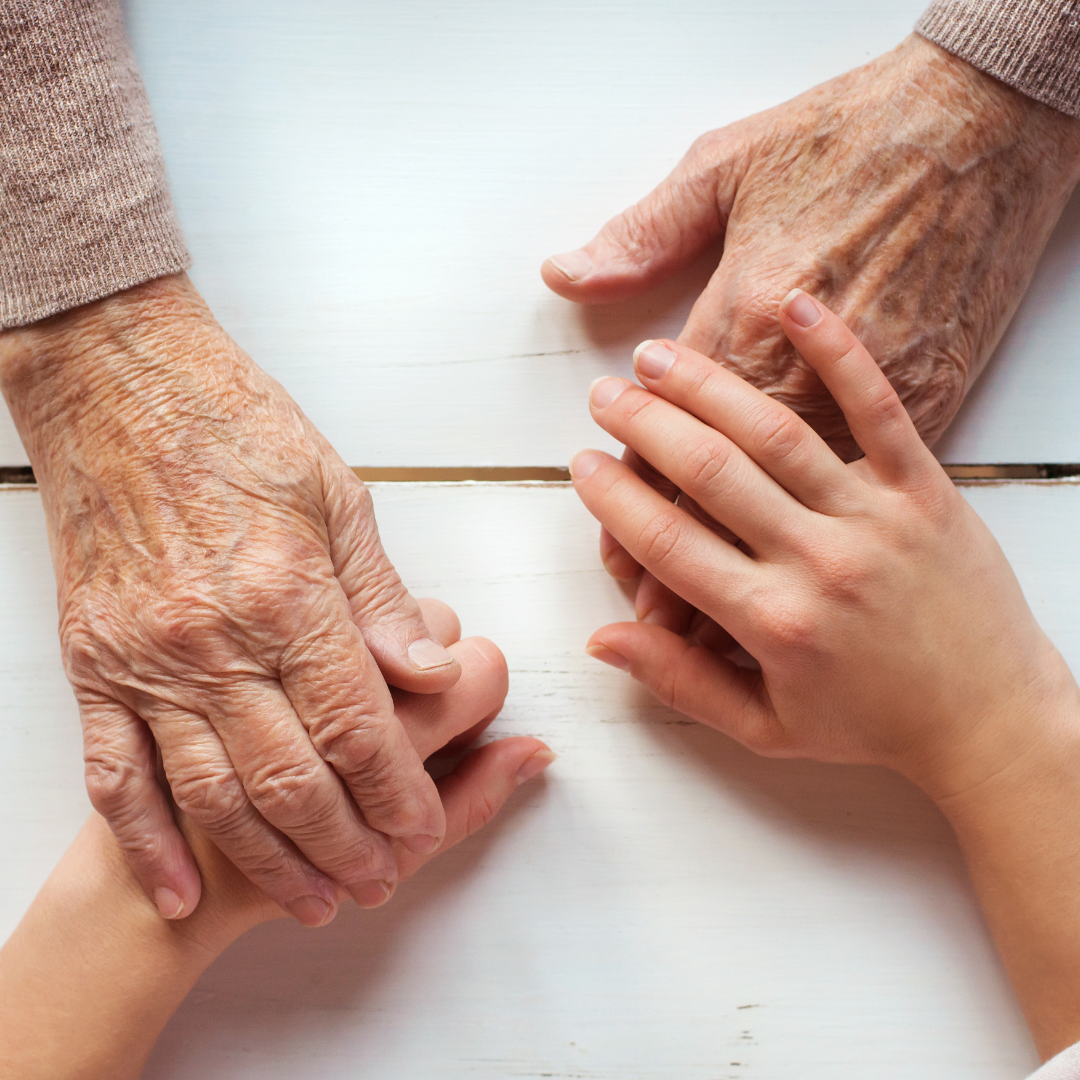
[165,598,555,944]
[544,33,1080,604]
[0,274,467,926]
[571,295,1078,799]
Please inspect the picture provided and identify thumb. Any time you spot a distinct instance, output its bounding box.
[325,468,461,694]
[541,131,743,304]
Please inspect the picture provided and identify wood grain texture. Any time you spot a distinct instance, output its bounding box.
[9,481,1080,1077]
[1,0,1077,467]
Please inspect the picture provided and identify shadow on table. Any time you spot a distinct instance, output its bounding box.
[143,676,1001,1079]
[572,241,724,355]
[142,784,548,1079]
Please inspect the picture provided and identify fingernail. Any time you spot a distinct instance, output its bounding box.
[287,894,333,927]
[548,249,593,283]
[634,339,676,380]
[516,749,558,786]
[408,637,454,670]
[401,833,442,855]
[569,450,604,480]
[153,886,185,920]
[353,880,394,909]
[589,377,628,410]
[781,288,821,328]
[585,644,630,671]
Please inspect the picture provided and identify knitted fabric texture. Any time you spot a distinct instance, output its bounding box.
[917,0,1080,118]
[0,0,189,328]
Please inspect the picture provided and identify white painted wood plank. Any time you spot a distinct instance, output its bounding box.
[9,480,1080,1077]
[6,0,1077,467]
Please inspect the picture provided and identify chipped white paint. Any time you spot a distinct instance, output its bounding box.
[8,481,1079,1077]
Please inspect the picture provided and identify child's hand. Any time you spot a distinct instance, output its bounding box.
[572,291,1079,801]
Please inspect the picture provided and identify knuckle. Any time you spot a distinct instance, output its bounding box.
[685,127,730,164]
[638,509,685,571]
[336,473,376,517]
[608,204,662,263]
[862,382,907,429]
[351,561,410,621]
[750,406,807,466]
[170,768,249,830]
[231,846,297,882]
[740,713,793,759]
[750,594,816,653]
[245,760,332,827]
[683,437,735,500]
[84,754,141,818]
[310,704,392,769]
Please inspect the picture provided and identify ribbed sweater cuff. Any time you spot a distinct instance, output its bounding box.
[0,1,190,329]
[916,0,1080,119]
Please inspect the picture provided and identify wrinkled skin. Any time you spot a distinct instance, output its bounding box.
[0,274,468,926]
[170,598,554,945]
[543,33,1080,612]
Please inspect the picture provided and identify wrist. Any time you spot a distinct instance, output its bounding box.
[0,275,209,464]
[914,653,1080,822]
[901,33,1080,187]
[919,672,1080,1058]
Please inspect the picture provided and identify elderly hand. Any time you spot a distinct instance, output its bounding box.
[0,273,467,926]
[544,33,1080,601]
[0,601,553,1080]
[175,597,554,941]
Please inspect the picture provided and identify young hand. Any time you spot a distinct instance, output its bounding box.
[571,292,1079,803]
[165,596,555,946]
[0,599,553,1080]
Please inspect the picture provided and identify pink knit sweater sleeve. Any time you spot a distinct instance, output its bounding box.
[917,0,1080,118]
[0,1,189,329]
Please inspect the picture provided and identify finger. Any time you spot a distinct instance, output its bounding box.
[394,637,509,760]
[777,290,935,483]
[685,610,740,658]
[600,526,641,582]
[324,466,461,693]
[599,445,681,584]
[147,707,344,924]
[80,698,202,920]
[587,376,808,555]
[570,449,761,643]
[396,737,556,882]
[635,570,695,633]
[585,622,782,754]
[541,132,742,303]
[632,338,856,513]
[416,598,461,649]
[280,604,446,856]
[205,681,407,907]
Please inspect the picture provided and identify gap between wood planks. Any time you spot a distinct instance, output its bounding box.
[2,465,1080,488]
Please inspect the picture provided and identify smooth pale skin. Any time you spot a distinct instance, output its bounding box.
[572,293,1080,1059]
[0,274,468,926]
[544,33,1080,606]
[0,599,555,1080]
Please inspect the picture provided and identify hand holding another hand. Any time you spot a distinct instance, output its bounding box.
[572,293,1078,801]
[145,597,555,946]
[547,33,1080,600]
[0,600,552,1080]
[0,274,475,925]
[572,292,1080,1055]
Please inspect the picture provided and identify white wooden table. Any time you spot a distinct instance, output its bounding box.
[3,2,1079,1076]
